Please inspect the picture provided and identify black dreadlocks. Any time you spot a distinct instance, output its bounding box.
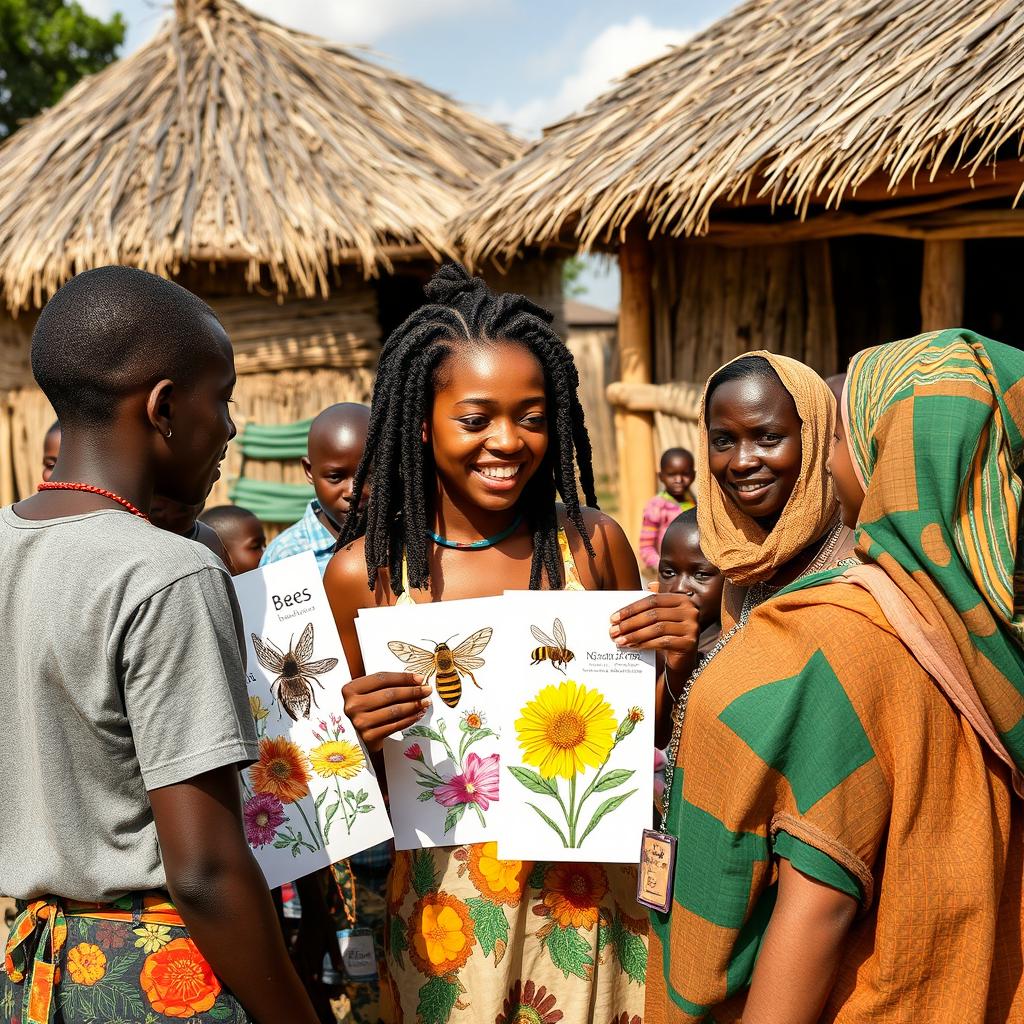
[339,262,597,594]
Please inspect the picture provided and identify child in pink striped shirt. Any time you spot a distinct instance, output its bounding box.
[639,447,695,568]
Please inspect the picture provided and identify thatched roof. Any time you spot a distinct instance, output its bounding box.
[0,0,520,312]
[457,0,1024,263]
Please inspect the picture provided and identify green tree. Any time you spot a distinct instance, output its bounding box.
[562,256,588,299]
[0,0,124,139]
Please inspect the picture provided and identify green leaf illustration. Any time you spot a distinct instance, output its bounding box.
[466,897,509,957]
[417,977,459,1024]
[406,725,443,742]
[323,800,340,842]
[546,922,594,980]
[443,802,467,834]
[411,848,437,896]
[208,1004,234,1020]
[508,765,557,796]
[526,802,569,846]
[273,836,291,849]
[593,768,636,792]
[314,789,328,811]
[578,789,637,846]
[417,790,434,802]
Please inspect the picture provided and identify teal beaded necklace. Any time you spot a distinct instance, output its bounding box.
[428,512,523,550]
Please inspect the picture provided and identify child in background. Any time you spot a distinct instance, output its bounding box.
[41,420,60,482]
[0,265,318,1023]
[653,508,723,809]
[639,446,696,568]
[200,504,266,574]
[657,508,723,656]
[261,402,370,573]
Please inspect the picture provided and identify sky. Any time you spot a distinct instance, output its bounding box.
[79,0,738,308]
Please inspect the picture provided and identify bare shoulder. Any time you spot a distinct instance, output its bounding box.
[323,537,388,614]
[558,504,640,590]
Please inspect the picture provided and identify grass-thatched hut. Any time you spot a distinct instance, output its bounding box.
[456,0,1024,540]
[0,0,563,512]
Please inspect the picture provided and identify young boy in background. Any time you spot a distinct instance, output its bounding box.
[260,400,384,1023]
[639,446,696,568]
[1,265,318,1023]
[200,504,266,574]
[261,402,370,573]
[41,420,61,482]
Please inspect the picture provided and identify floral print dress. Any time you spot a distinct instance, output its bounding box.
[382,530,648,1024]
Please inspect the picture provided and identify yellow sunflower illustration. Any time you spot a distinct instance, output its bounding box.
[515,679,616,779]
[309,739,365,780]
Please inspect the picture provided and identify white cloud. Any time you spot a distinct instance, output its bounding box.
[492,16,691,137]
[243,0,490,43]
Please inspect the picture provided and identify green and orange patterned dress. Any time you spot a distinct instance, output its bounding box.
[382,529,648,1024]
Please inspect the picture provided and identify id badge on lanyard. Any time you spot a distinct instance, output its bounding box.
[636,828,677,913]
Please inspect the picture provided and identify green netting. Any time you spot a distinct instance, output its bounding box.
[229,477,313,525]
[236,420,314,460]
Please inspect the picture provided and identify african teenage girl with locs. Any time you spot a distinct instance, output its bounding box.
[324,264,697,1023]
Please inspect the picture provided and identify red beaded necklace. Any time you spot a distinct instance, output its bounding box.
[37,481,150,521]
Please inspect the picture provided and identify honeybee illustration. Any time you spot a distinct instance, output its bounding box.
[388,627,493,709]
[251,622,339,721]
[530,618,575,673]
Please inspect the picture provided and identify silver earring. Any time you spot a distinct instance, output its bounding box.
[165,429,173,439]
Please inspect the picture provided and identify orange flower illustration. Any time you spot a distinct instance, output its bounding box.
[66,943,106,985]
[249,736,310,804]
[140,937,222,1018]
[408,892,475,977]
[387,852,412,914]
[541,863,608,930]
[467,842,527,906]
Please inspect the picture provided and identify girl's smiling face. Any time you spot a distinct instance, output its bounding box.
[427,341,549,513]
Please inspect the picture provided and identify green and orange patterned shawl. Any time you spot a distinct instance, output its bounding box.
[646,331,1024,1023]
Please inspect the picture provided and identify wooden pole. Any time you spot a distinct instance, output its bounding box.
[920,239,965,331]
[615,221,655,556]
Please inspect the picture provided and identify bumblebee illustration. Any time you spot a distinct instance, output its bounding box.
[251,622,339,721]
[388,627,493,709]
[530,618,575,673]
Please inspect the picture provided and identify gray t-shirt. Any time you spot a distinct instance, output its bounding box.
[0,506,258,902]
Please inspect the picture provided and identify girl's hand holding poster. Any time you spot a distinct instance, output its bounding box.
[232,551,393,889]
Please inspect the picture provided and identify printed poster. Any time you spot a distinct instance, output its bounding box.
[233,551,393,889]
[355,598,504,850]
[494,590,655,863]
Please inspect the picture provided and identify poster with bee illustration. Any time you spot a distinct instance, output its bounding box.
[355,597,505,850]
[231,551,393,889]
[493,590,656,863]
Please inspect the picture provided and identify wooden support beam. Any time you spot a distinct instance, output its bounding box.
[615,221,655,555]
[920,239,965,331]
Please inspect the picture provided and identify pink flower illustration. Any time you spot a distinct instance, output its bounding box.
[244,792,286,847]
[434,752,500,810]
[404,743,424,761]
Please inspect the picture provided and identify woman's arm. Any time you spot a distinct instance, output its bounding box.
[149,767,320,1024]
[323,543,431,751]
[742,859,858,1024]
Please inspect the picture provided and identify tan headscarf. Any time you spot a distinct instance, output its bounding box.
[696,350,838,586]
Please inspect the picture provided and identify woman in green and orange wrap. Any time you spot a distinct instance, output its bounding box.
[647,330,1024,1023]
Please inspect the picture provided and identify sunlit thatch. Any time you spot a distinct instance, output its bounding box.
[0,0,520,312]
[456,0,1024,263]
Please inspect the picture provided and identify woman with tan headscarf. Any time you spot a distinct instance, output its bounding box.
[646,335,1024,1023]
